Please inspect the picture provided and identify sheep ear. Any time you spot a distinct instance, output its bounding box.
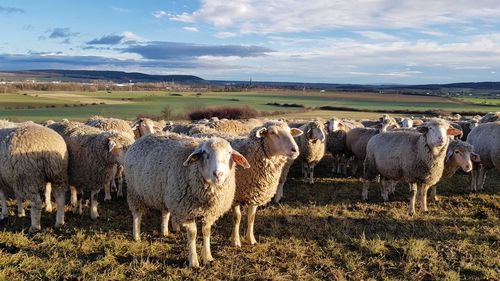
[231,150,250,169]
[131,120,141,130]
[447,127,462,136]
[416,126,428,134]
[306,128,313,139]
[255,127,267,138]
[183,147,204,166]
[290,128,303,137]
[445,150,453,162]
[471,152,481,162]
[108,140,116,152]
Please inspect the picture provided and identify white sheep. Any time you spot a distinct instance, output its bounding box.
[466,121,500,191]
[125,134,250,267]
[48,121,134,219]
[363,118,462,215]
[0,124,68,231]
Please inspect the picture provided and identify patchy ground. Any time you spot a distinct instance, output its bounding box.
[0,156,498,280]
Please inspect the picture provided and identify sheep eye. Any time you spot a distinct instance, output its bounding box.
[205,153,210,160]
[455,150,460,154]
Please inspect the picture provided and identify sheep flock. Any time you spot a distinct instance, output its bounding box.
[0,112,498,268]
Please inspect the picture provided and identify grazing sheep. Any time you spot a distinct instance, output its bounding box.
[229,121,302,246]
[86,116,135,200]
[466,121,500,191]
[125,134,250,267]
[0,124,68,231]
[363,118,461,215]
[48,121,134,219]
[273,119,326,203]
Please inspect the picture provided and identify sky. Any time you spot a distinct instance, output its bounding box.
[1,0,500,84]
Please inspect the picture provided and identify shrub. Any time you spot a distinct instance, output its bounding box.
[188,105,258,120]
[161,105,174,119]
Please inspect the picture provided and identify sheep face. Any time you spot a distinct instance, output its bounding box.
[256,123,302,159]
[401,119,413,128]
[418,119,461,148]
[327,118,342,133]
[132,119,155,138]
[306,123,326,143]
[183,138,250,185]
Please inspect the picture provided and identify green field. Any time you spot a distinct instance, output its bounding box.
[0,158,498,280]
[1,90,499,121]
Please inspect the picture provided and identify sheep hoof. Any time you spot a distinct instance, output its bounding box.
[231,240,242,247]
[202,255,214,265]
[29,225,41,233]
[104,196,112,201]
[54,221,65,228]
[190,260,200,268]
[117,192,123,198]
[133,236,141,241]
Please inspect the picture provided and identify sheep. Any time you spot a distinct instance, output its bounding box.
[466,121,500,191]
[427,140,479,201]
[85,116,135,200]
[0,123,68,231]
[273,119,326,203]
[48,121,134,219]
[400,118,414,128]
[125,134,250,267]
[228,121,302,246]
[455,120,479,141]
[378,139,480,202]
[325,118,363,176]
[479,112,500,123]
[363,118,462,215]
[346,119,399,176]
[131,118,156,138]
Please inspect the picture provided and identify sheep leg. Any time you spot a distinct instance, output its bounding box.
[104,181,113,201]
[70,185,78,209]
[331,154,338,174]
[245,205,258,245]
[231,205,242,247]
[380,180,389,202]
[309,164,315,184]
[408,183,417,216]
[161,210,170,237]
[478,166,487,190]
[470,168,477,191]
[351,160,358,176]
[116,168,124,197]
[184,221,200,268]
[201,221,214,264]
[274,181,284,203]
[90,189,99,219]
[171,221,181,233]
[27,192,42,232]
[15,193,25,217]
[0,190,8,220]
[419,185,429,212]
[341,155,348,175]
[429,186,439,202]
[44,182,53,213]
[54,188,65,228]
[132,209,143,241]
[390,181,396,194]
[301,162,307,181]
[362,180,370,201]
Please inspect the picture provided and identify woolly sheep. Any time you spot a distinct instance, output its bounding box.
[378,140,479,202]
[125,134,250,267]
[455,120,479,141]
[229,121,303,246]
[346,119,399,176]
[85,116,135,200]
[325,118,363,175]
[479,112,500,123]
[363,118,461,215]
[466,121,500,191]
[48,121,134,219]
[274,119,326,203]
[0,124,68,231]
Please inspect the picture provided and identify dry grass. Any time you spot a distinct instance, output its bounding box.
[0,156,498,280]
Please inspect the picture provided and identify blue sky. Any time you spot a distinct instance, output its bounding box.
[1,0,500,84]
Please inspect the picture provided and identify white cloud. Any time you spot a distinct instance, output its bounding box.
[169,0,500,35]
[215,31,237,38]
[152,10,168,19]
[121,31,142,42]
[183,26,199,32]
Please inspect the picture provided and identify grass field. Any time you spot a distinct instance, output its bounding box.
[1,90,499,122]
[0,157,498,280]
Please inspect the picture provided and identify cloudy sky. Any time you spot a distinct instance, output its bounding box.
[1,0,500,84]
